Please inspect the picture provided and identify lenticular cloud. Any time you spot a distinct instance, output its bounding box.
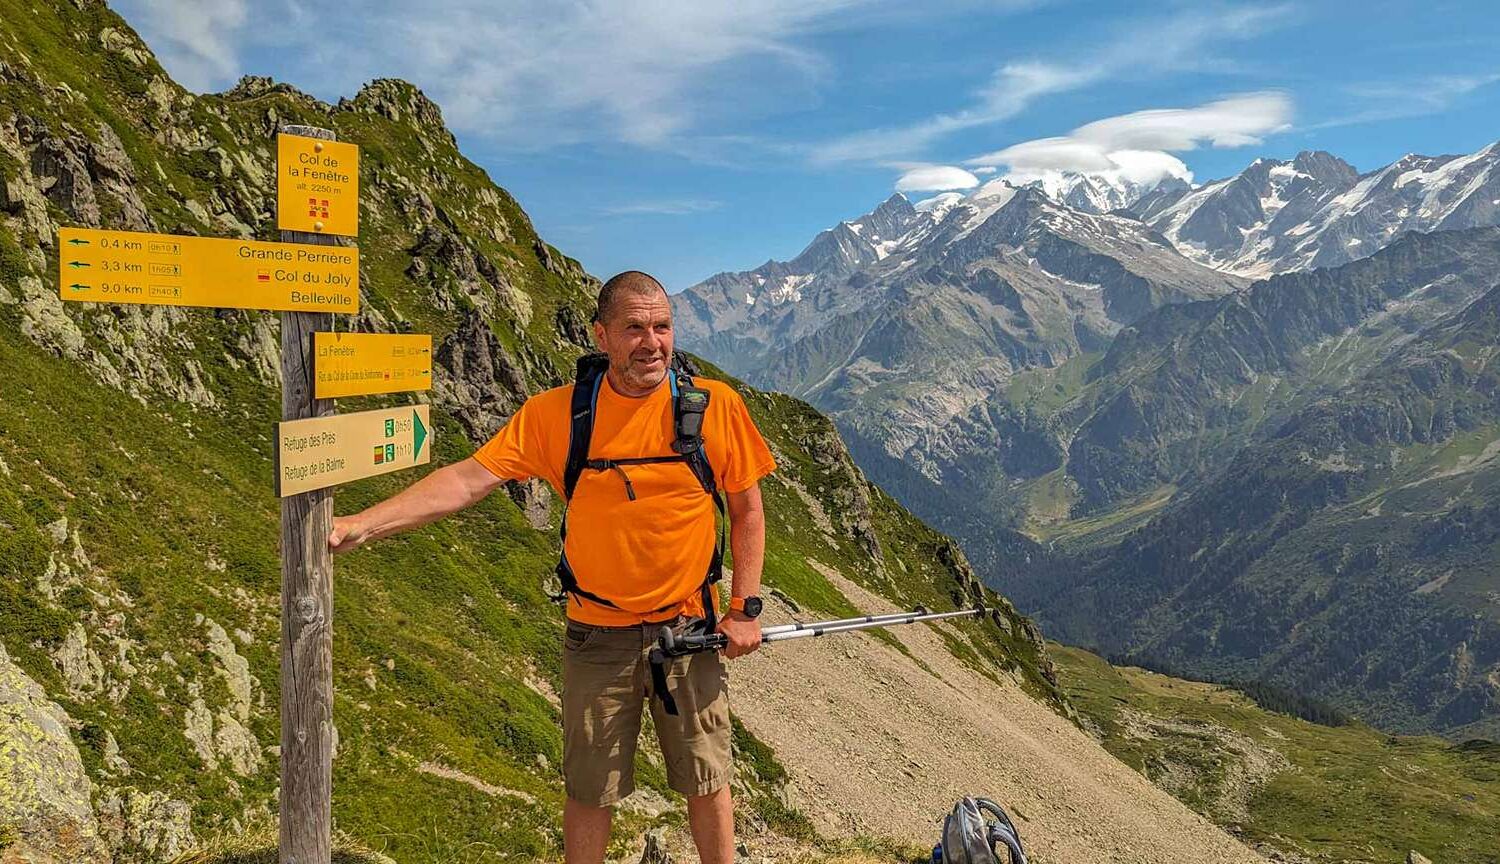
[966,92,1292,187]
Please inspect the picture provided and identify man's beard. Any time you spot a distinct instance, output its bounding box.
[613,350,670,390]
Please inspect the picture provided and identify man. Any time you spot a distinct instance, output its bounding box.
[327,271,776,864]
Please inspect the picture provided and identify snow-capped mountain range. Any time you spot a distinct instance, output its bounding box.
[678,140,1500,330]
[671,139,1500,473]
[668,141,1500,746]
[1134,143,1500,276]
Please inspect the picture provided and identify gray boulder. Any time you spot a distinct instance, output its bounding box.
[0,641,110,864]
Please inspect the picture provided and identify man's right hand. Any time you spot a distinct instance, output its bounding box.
[328,516,370,554]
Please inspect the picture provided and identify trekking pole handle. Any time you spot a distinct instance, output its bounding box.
[653,623,727,660]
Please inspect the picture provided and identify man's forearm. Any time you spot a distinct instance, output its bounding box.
[351,460,488,542]
[728,503,765,600]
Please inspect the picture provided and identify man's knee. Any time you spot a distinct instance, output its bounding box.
[686,784,732,806]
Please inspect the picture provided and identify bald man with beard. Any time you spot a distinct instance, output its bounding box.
[329,271,777,863]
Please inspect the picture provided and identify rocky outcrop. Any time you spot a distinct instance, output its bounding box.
[0,642,111,864]
[345,79,453,146]
[12,115,153,233]
[434,309,529,444]
[94,788,195,862]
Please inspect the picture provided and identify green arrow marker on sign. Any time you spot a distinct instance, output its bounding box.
[68,261,91,268]
[68,283,90,292]
[412,409,428,462]
[66,237,90,246]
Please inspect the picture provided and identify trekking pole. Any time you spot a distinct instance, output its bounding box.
[759,606,932,637]
[763,607,982,642]
[646,605,986,716]
[651,605,986,660]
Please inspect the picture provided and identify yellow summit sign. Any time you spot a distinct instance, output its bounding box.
[277,132,360,236]
[58,227,358,313]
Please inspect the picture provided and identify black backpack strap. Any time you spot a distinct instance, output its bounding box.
[555,353,623,611]
[563,353,609,500]
[671,368,727,633]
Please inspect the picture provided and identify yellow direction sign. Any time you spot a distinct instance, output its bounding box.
[277,133,359,236]
[58,227,358,313]
[276,405,431,497]
[313,332,433,398]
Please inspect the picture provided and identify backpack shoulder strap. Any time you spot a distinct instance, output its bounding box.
[564,353,609,500]
[669,368,718,498]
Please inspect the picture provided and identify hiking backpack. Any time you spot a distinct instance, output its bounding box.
[552,352,727,632]
[933,797,1027,864]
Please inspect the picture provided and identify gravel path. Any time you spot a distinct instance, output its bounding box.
[727,570,1266,864]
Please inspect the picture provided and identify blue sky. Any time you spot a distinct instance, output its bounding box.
[117,0,1500,289]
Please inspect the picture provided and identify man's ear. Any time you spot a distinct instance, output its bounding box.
[592,318,606,350]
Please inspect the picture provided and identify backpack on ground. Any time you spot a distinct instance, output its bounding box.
[932,797,1027,864]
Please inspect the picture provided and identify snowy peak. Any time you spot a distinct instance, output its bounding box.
[1290,150,1358,187]
[1011,171,1184,216]
[796,192,925,275]
[671,193,936,341]
[859,192,919,238]
[1143,140,1500,276]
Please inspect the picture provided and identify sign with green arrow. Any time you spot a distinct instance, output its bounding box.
[274,404,431,497]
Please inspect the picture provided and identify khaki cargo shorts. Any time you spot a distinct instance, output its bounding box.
[562,617,732,806]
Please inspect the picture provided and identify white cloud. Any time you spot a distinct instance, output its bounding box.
[598,199,723,216]
[811,60,1096,163]
[894,165,980,192]
[116,0,248,92]
[965,93,1291,189]
[1065,92,1294,152]
[118,0,1031,153]
[1310,72,1500,129]
[812,3,1293,164]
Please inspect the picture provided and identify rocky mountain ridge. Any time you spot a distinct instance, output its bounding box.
[1136,142,1500,276]
[1022,234,1500,736]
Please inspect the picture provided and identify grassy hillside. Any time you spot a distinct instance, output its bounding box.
[1051,643,1500,864]
[0,2,1060,861]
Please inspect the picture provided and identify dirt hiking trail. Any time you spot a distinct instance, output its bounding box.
[726,569,1265,864]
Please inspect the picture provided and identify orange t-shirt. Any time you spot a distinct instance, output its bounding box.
[473,371,777,625]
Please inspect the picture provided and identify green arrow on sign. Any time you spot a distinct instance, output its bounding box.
[412,409,428,462]
[67,261,91,268]
[68,283,90,292]
[66,237,90,246]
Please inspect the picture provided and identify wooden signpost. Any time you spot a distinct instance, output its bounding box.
[57,122,438,864]
[276,125,341,864]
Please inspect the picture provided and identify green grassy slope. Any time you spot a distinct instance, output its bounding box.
[1051,643,1500,864]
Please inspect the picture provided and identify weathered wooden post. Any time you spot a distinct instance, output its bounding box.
[278,123,338,864]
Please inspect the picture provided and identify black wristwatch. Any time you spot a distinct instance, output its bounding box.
[731,595,763,619]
